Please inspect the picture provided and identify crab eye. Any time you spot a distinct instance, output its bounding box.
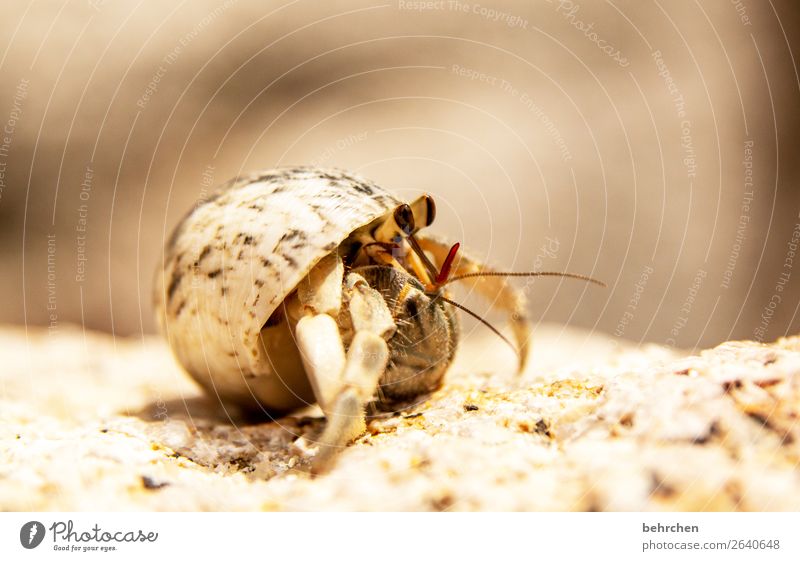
[393,204,415,235]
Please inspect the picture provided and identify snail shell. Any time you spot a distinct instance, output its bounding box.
[154,167,403,412]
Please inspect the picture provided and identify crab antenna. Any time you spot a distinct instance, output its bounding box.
[436,294,519,358]
[442,271,607,288]
[435,242,460,285]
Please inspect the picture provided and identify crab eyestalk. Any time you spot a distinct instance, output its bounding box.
[375,201,441,287]
[405,233,442,288]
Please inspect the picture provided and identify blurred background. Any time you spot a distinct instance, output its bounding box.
[1,0,799,349]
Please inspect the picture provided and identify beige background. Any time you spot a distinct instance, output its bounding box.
[1,0,799,349]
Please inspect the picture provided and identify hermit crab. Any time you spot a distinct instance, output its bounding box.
[155,167,603,470]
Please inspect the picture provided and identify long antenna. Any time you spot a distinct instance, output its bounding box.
[443,271,607,288]
[435,294,519,358]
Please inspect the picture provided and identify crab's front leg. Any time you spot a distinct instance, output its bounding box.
[291,254,396,472]
[416,234,533,372]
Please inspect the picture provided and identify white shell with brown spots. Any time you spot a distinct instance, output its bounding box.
[154,167,401,411]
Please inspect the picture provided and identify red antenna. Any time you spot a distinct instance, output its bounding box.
[435,242,460,286]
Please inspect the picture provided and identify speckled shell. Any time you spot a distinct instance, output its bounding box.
[154,167,401,411]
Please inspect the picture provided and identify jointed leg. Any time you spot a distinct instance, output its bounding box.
[310,331,388,472]
[416,233,532,372]
[292,256,395,472]
[294,314,347,415]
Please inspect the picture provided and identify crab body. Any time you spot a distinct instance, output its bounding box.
[155,167,529,469]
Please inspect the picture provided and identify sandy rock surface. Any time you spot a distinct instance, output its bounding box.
[2,324,799,511]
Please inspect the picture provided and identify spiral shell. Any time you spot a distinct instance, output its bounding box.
[155,167,402,411]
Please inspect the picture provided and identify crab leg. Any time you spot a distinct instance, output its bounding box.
[294,314,347,415]
[308,330,389,472]
[292,255,395,472]
[415,233,533,373]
